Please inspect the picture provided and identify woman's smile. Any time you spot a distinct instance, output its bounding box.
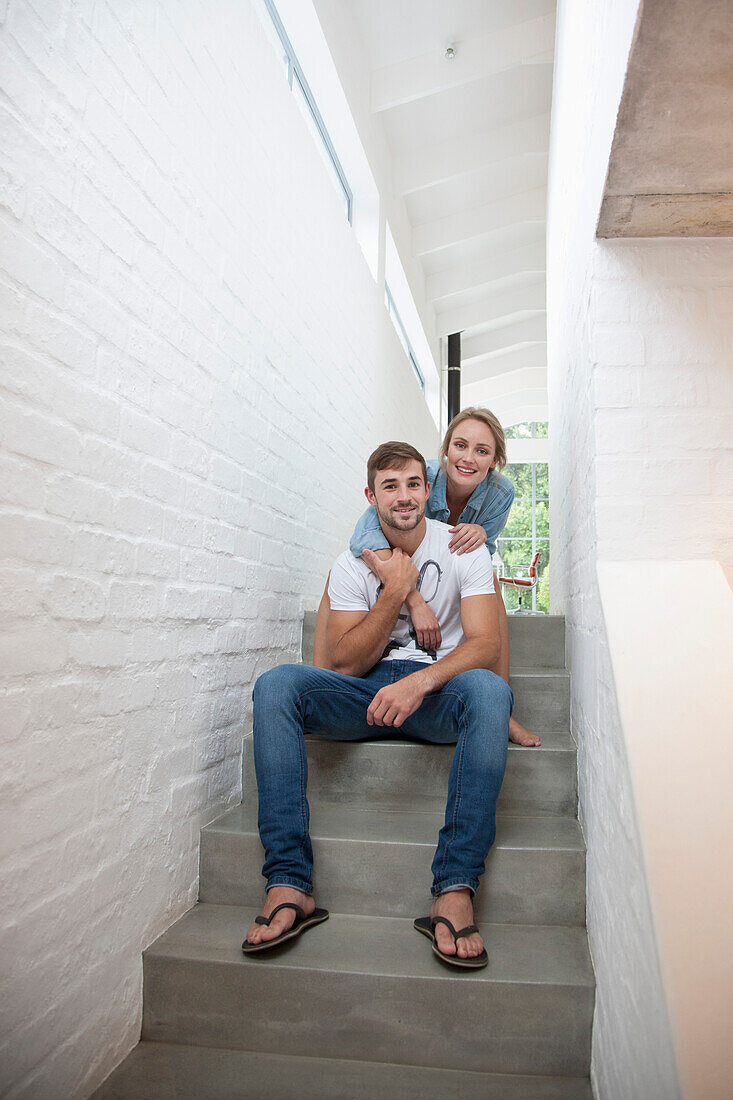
[445,417,497,495]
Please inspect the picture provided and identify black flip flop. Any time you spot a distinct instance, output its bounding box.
[413,915,488,969]
[242,902,329,954]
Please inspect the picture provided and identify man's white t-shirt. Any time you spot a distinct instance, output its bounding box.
[328,518,495,663]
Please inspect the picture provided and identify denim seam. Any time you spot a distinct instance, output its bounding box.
[438,691,467,882]
[296,687,377,701]
[296,694,310,875]
[434,676,510,889]
[298,714,308,867]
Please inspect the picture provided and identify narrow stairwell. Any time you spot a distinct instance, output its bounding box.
[95,614,594,1099]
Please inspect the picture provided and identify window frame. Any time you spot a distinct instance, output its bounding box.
[385,283,425,392]
[262,0,353,224]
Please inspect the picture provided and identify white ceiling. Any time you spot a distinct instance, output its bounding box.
[341,0,555,425]
[345,0,554,69]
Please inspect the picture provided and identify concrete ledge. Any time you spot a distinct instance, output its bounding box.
[598,192,733,238]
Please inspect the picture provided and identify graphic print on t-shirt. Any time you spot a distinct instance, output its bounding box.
[380,558,443,661]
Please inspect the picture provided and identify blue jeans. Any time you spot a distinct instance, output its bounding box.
[252,660,512,897]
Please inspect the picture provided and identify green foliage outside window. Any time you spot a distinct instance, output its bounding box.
[503,463,549,501]
[504,420,549,439]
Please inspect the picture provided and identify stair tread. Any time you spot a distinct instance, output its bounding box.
[302,727,577,752]
[206,801,585,851]
[147,903,594,987]
[94,1041,592,1100]
[508,666,569,677]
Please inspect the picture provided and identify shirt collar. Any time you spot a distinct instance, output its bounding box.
[428,462,448,515]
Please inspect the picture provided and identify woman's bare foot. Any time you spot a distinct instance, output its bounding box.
[429,889,484,960]
[509,716,541,747]
[244,886,315,946]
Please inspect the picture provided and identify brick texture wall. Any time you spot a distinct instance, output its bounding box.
[0,1,438,1096]
[549,2,733,1098]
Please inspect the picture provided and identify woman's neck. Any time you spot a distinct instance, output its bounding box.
[445,478,471,524]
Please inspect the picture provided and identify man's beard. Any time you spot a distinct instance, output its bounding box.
[377,501,425,532]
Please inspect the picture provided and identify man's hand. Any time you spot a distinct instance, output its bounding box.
[405,590,442,651]
[367,671,429,728]
[362,547,417,599]
[448,523,486,555]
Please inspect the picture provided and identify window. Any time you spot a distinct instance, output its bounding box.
[505,420,548,439]
[497,422,549,613]
[257,0,438,421]
[385,284,425,393]
[261,0,353,222]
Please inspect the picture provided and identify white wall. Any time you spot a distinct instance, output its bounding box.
[0,2,438,1096]
[548,2,733,1098]
[598,561,733,1100]
[310,0,443,378]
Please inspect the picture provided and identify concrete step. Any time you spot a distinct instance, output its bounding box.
[508,668,570,731]
[141,904,594,1078]
[302,610,566,670]
[505,613,565,668]
[94,1041,593,1099]
[242,727,578,816]
[199,801,586,926]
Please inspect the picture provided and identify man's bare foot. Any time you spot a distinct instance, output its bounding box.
[509,716,541,747]
[244,886,315,946]
[429,889,484,960]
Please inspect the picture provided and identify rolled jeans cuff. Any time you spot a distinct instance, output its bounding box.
[431,880,476,898]
[266,876,313,896]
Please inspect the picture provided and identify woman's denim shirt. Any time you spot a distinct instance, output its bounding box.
[350,459,515,559]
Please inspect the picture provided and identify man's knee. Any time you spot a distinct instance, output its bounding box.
[450,668,513,714]
[252,663,305,706]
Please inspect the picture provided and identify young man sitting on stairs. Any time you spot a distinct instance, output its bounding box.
[243,441,512,969]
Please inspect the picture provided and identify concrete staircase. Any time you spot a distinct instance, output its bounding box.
[95,614,594,1099]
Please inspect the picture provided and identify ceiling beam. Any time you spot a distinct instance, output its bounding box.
[462,316,547,361]
[426,241,545,302]
[370,16,555,113]
[461,342,547,386]
[460,367,545,407]
[395,115,550,195]
[413,188,546,255]
[435,280,545,337]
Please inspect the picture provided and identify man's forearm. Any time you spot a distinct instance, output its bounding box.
[330,585,407,676]
[404,589,424,612]
[408,635,499,695]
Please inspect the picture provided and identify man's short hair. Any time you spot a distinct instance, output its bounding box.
[366,441,428,493]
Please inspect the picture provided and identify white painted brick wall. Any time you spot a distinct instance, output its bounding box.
[549,3,733,1099]
[588,256,733,566]
[0,1,438,1096]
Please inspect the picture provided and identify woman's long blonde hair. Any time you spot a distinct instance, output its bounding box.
[439,407,507,473]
